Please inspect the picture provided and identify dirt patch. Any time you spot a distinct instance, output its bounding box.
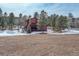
[0,34,79,56]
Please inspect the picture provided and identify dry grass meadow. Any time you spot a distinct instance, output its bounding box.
[0,34,79,56]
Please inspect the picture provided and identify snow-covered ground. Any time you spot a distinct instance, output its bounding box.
[0,30,26,36]
[0,28,79,36]
[0,29,47,36]
[47,28,79,35]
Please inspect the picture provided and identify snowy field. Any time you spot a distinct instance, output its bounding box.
[0,30,46,36]
[47,28,79,35]
[0,28,79,36]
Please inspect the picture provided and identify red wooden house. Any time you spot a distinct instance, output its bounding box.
[24,17,47,33]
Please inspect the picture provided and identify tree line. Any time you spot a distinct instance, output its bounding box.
[0,8,74,32]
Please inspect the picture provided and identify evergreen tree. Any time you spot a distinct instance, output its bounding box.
[68,13,73,29]
[18,13,22,30]
[57,15,68,32]
[3,12,8,30]
[34,12,39,19]
[19,13,22,18]
[9,12,15,30]
[69,13,73,18]
[51,14,68,32]
[51,14,58,31]
[0,8,3,30]
[39,10,48,31]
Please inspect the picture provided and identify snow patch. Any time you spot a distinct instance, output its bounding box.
[0,28,79,36]
[47,28,79,35]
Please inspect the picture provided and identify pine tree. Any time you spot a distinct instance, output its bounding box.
[9,12,15,30]
[51,14,58,31]
[57,15,68,32]
[51,14,68,32]
[39,10,48,32]
[0,8,3,30]
[3,12,8,30]
[18,13,22,31]
[68,13,73,30]
[34,12,39,19]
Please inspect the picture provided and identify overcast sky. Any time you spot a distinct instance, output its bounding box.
[0,3,79,17]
